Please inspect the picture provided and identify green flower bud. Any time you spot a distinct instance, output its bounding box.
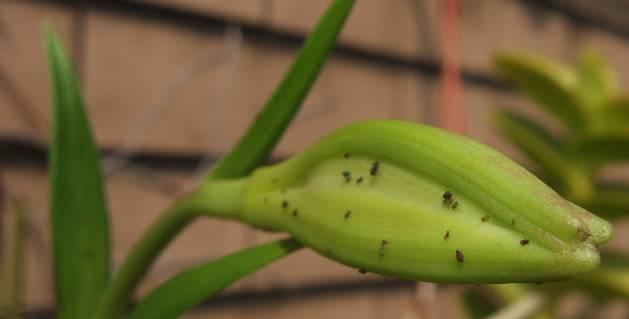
[209,120,612,283]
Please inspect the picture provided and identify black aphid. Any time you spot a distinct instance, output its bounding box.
[481,214,490,222]
[379,240,388,257]
[456,250,464,263]
[292,209,298,217]
[442,197,453,208]
[342,171,352,182]
[344,152,350,159]
[444,230,450,240]
[520,239,529,246]
[356,176,364,184]
[443,191,452,200]
[344,210,351,220]
[370,160,380,176]
[281,200,289,209]
[451,201,458,209]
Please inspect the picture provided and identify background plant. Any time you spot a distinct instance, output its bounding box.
[478,50,629,317]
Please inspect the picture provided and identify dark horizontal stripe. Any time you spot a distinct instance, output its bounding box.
[21,278,413,319]
[28,0,508,90]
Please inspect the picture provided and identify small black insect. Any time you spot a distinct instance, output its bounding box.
[444,230,450,240]
[344,210,351,220]
[379,240,389,257]
[451,201,458,209]
[456,250,464,263]
[442,197,453,208]
[342,171,352,182]
[358,269,367,274]
[281,200,289,209]
[344,152,350,159]
[443,191,452,200]
[520,239,529,246]
[292,209,298,217]
[481,214,490,222]
[370,160,380,176]
[356,176,364,184]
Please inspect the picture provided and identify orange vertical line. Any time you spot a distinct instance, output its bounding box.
[439,0,465,133]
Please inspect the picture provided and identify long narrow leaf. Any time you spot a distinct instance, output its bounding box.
[593,96,629,134]
[495,53,587,132]
[570,133,629,168]
[580,183,629,219]
[44,26,110,319]
[209,0,355,179]
[129,239,302,319]
[577,50,617,109]
[494,110,593,200]
[493,111,568,187]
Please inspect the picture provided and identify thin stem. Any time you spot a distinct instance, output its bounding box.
[91,178,246,319]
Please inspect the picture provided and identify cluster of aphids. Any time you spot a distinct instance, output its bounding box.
[442,190,458,209]
[340,154,378,184]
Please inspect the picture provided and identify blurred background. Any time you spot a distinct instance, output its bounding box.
[1,0,629,318]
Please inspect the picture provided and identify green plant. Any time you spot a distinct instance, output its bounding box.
[35,2,614,318]
[488,50,629,316]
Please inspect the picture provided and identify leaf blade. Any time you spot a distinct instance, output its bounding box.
[209,0,355,179]
[495,53,587,132]
[129,239,302,319]
[44,25,110,319]
[577,49,617,109]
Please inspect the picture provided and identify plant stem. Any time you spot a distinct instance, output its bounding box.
[91,178,246,319]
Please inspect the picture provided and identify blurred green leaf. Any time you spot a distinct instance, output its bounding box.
[578,50,617,109]
[44,26,110,319]
[129,238,302,319]
[593,96,629,134]
[209,0,355,179]
[574,252,629,299]
[580,183,629,219]
[495,53,587,132]
[461,288,499,319]
[493,110,591,199]
[570,132,629,168]
[0,199,27,319]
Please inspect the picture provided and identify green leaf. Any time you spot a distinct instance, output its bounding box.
[209,0,355,179]
[577,50,617,109]
[570,132,629,167]
[461,288,499,319]
[129,238,302,319]
[0,199,27,319]
[495,53,587,132]
[580,183,629,219]
[592,96,629,134]
[573,252,629,299]
[44,25,110,319]
[493,110,592,200]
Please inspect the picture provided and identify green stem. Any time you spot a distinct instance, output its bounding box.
[91,178,246,319]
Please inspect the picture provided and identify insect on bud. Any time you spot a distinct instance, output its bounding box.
[213,120,612,284]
